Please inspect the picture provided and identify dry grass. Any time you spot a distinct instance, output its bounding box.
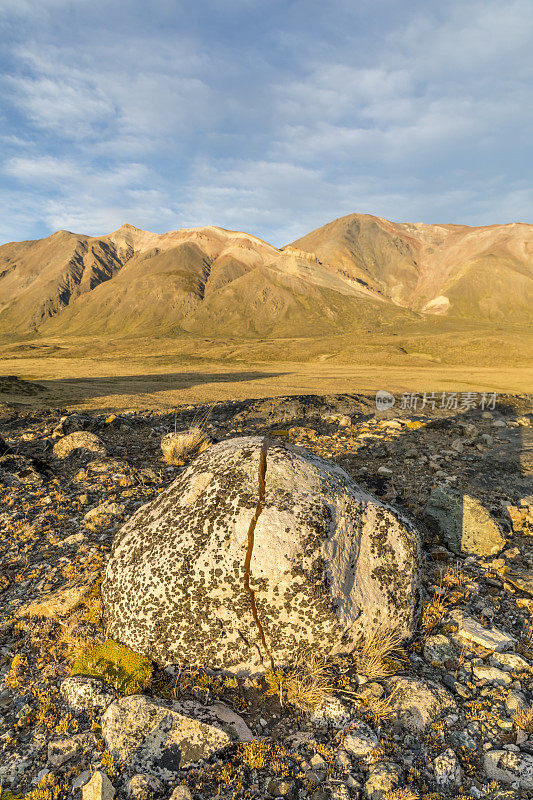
[342,681,402,726]
[514,707,533,733]
[351,620,406,680]
[162,403,214,464]
[383,789,420,800]
[162,427,210,464]
[265,649,333,712]
[420,590,450,631]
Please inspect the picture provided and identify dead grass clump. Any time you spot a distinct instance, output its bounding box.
[351,621,405,680]
[162,403,214,464]
[162,428,210,464]
[265,650,333,712]
[383,789,420,800]
[514,707,533,733]
[341,682,402,726]
[420,590,450,631]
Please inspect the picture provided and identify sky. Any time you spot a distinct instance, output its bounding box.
[0,0,532,246]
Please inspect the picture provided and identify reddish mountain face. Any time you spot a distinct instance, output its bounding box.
[0,214,531,338]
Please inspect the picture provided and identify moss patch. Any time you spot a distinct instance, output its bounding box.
[71,639,153,696]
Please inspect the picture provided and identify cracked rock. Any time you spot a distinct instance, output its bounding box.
[102,436,422,673]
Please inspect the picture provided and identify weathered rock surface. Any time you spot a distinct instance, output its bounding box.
[424,487,506,556]
[53,431,107,459]
[388,676,457,733]
[60,675,116,712]
[484,750,533,790]
[101,695,244,780]
[102,436,422,673]
[82,770,115,800]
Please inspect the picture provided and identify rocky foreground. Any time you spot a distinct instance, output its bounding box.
[0,392,532,800]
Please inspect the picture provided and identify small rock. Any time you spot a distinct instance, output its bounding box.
[505,691,528,715]
[342,721,379,756]
[310,695,352,728]
[71,771,91,792]
[53,431,107,459]
[101,695,236,780]
[484,750,533,789]
[48,733,91,767]
[364,761,402,800]
[450,610,516,652]
[61,676,116,713]
[490,652,532,673]
[423,634,457,667]
[388,676,457,733]
[424,488,506,556]
[168,788,193,800]
[472,665,512,686]
[125,774,164,800]
[267,778,294,797]
[433,748,462,788]
[82,770,115,800]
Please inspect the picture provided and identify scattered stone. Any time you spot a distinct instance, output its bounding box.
[388,677,457,733]
[424,487,506,556]
[101,695,236,780]
[53,431,107,459]
[168,788,193,800]
[84,502,125,530]
[423,634,457,667]
[47,732,92,767]
[15,583,93,620]
[341,721,379,756]
[472,665,512,686]
[490,652,532,673]
[310,695,352,728]
[364,761,402,800]
[60,676,116,712]
[125,774,165,800]
[450,610,516,652]
[433,748,462,788]
[484,750,533,790]
[82,770,115,800]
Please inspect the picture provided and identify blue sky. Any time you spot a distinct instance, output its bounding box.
[0,0,532,246]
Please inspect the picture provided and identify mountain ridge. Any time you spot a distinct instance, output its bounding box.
[0,212,531,338]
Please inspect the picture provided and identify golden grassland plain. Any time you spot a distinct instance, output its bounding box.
[0,324,531,412]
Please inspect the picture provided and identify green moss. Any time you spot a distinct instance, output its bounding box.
[71,639,153,696]
[1,792,25,800]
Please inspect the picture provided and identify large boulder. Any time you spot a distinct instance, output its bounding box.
[102,436,422,674]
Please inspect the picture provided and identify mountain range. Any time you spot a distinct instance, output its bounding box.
[0,213,532,339]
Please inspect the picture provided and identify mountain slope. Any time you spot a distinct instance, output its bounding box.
[0,214,531,339]
[289,213,533,321]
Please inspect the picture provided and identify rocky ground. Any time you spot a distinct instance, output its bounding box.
[0,391,532,800]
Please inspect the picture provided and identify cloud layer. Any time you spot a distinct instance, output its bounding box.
[1,0,532,245]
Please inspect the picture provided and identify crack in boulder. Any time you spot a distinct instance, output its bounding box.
[243,437,275,669]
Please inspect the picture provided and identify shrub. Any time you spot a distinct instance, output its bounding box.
[71,639,153,696]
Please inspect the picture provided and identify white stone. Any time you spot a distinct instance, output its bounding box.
[310,694,352,728]
[490,652,532,673]
[433,748,462,788]
[388,677,457,733]
[102,437,421,674]
[450,610,516,652]
[472,665,512,686]
[101,695,242,780]
[342,722,379,757]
